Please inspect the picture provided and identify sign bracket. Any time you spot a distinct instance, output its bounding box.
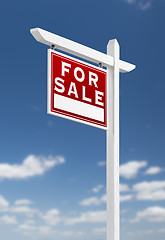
[30,28,135,73]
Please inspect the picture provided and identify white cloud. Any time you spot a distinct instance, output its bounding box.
[120,194,133,202]
[41,209,61,226]
[133,181,165,201]
[38,226,84,237]
[120,184,130,192]
[92,184,104,193]
[64,210,106,225]
[10,206,39,216]
[93,227,106,234]
[38,226,53,235]
[79,197,101,206]
[0,195,9,210]
[145,166,163,175]
[97,161,106,166]
[18,223,37,231]
[17,223,54,236]
[0,195,39,217]
[24,219,36,225]
[128,230,154,236]
[0,215,17,224]
[100,194,106,203]
[41,209,106,226]
[120,161,147,179]
[60,231,84,237]
[14,199,33,205]
[133,181,165,192]
[79,194,107,206]
[0,155,65,180]
[131,206,165,223]
[79,192,131,206]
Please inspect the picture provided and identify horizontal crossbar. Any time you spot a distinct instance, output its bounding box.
[30,28,135,73]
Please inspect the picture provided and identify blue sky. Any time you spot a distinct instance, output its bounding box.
[0,0,165,239]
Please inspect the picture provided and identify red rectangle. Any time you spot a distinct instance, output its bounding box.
[47,50,107,129]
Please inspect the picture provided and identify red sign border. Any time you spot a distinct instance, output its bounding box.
[47,49,107,130]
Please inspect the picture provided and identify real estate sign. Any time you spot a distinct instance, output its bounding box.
[47,50,107,129]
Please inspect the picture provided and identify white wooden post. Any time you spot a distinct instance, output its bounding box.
[107,39,120,240]
[30,28,136,240]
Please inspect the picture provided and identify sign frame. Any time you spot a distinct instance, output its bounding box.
[47,49,108,130]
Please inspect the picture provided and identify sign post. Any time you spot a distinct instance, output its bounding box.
[30,28,135,240]
[107,39,120,240]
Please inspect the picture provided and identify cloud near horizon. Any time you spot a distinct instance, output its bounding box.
[133,181,165,201]
[97,160,148,179]
[130,206,165,223]
[120,161,147,179]
[0,155,65,180]
[144,166,163,175]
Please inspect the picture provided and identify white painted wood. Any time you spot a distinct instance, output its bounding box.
[33,30,136,240]
[119,59,135,73]
[30,28,135,72]
[106,39,120,240]
[54,94,104,122]
[47,49,107,130]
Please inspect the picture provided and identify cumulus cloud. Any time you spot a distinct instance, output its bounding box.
[93,227,106,235]
[0,196,9,210]
[18,223,37,231]
[120,184,130,192]
[0,155,65,180]
[120,195,133,202]
[120,161,147,179]
[101,194,106,203]
[145,166,163,175]
[64,211,106,225]
[41,209,61,226]
[10,206,39,217]
[18,222,85,237]
[79,192,132,206]
[92,184,104,193]
[41,209,106,226]
[0,195,39,217]
[128,230,154,236]
[79,197,101,206]
[130,206,165,223]
[0,215,17,224]
[17,222,53,235]
[24,219,36,225]
[60,231,84,237]
[79,194,107,206]
[38,226,53,235]
[133,181,165,201]
[14,199,33,206]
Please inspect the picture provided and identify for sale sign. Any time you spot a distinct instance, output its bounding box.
[47,50,107,129]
